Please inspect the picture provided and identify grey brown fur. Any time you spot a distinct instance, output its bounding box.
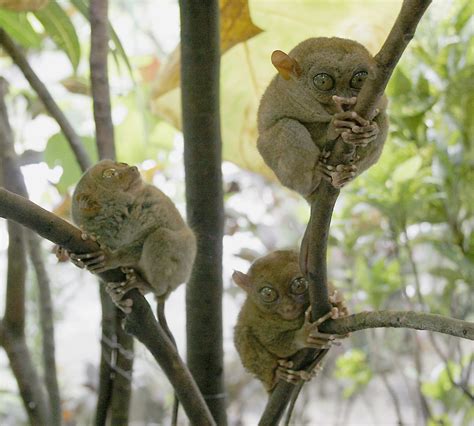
[71,159,196,300]
[257,37,388,200]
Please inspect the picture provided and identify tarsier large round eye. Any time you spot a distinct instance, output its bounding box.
[350,71,368,89]
[290,277,308,295]
[313,73,335,91]
[102,168,118,178]
[259,286,278,303]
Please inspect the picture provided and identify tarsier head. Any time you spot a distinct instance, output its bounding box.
[233,250,310,321]
[272,37,376,116]
[72,160,143,220]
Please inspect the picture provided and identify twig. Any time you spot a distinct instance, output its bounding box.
[0,80,50,425]
[90,0,115,160]
[0,29,91,172]
[28,233,62,426]
[0,188,216,426]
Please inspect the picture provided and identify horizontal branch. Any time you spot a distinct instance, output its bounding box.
[325,310,473,340]
[0,188,215,425]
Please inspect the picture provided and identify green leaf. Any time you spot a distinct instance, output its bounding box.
[392,155,423,183]
[34,1,81,71]
[0,10,41,47]
[44,133,97,193]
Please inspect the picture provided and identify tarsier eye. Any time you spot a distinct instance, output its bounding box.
[259,286,278,303]
[290,277,308,295]
[102,168,118,178]
[350,71,368,89]
[313,73,335,91]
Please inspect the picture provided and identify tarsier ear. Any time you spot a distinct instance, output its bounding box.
[232,270,252,292]
[75,192,100,214]
[271,50,302,80]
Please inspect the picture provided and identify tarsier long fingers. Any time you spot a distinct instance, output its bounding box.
[276,359,322,384]
[317,162,358,188]
[105,269,150,314]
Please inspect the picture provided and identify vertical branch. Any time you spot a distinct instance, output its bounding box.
[28,234,62,426]
[0,79,50,425]
[89,0,132,424]
[260,1,432,424]
[90,0,115,160]
[179,1,227,424]
[0,29,92,172]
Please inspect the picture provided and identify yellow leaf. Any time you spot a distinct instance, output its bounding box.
[152,0,403,179]
[0,0,48,11]
[152,0,262,98]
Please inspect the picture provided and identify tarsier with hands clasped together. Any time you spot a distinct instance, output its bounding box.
[258,37,388,199]
[67,159,196,314]
[233,251,348,391]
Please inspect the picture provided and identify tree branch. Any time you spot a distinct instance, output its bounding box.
[262,1,433,424]
[0,29,92,172]
[0,188,216,426]
[0,79,51,425]
[179,1,227,424]
[90,0,115,160]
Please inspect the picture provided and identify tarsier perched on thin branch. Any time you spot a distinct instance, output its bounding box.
[67,160,196,313]
[258,37,389,199]
[233,251,348,391]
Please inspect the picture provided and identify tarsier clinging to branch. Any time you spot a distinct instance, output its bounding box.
[68,160,196,313]
[233,251,348,391]
[258,37,388,199]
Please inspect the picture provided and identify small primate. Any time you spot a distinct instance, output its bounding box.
[257,37,388,199]
[233,250,348,391]
[68,159,196,312]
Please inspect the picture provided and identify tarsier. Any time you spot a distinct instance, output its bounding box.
[257,37,388,199]
[68,160,196,313]
[233,250,348,391]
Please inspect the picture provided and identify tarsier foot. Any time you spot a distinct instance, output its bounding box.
[318,161,358,188]
[105,269,150,314]
[276,359,322,384]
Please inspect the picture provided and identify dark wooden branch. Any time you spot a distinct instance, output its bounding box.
[262,1,433,424]
[179,1,227,424]
[89,1,129,422]
[27,233,62,426]
[0,79,50,425]
[0,188,216,426]
[0,29,92,172]
[90,0,115,160]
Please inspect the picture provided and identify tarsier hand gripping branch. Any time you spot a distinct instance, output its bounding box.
[257,37,389,200]
[66,159,196,315]
[233,251,348,391]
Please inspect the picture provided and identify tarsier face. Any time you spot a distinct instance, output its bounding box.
[90,160,143,192]
[273,37,375,116]
[233,251,310,321]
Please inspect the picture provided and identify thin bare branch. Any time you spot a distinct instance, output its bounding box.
[0,29,91,172]
[90,0,115,160]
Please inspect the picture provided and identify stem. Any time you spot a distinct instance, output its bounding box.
[179,1,226,424]
[0,29,91,172]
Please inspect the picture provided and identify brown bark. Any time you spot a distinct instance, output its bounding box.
[179,1,227,424]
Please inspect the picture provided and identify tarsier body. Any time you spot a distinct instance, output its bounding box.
[258,37,388,200]
[233,251,347,391]
[70,160,196,309]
